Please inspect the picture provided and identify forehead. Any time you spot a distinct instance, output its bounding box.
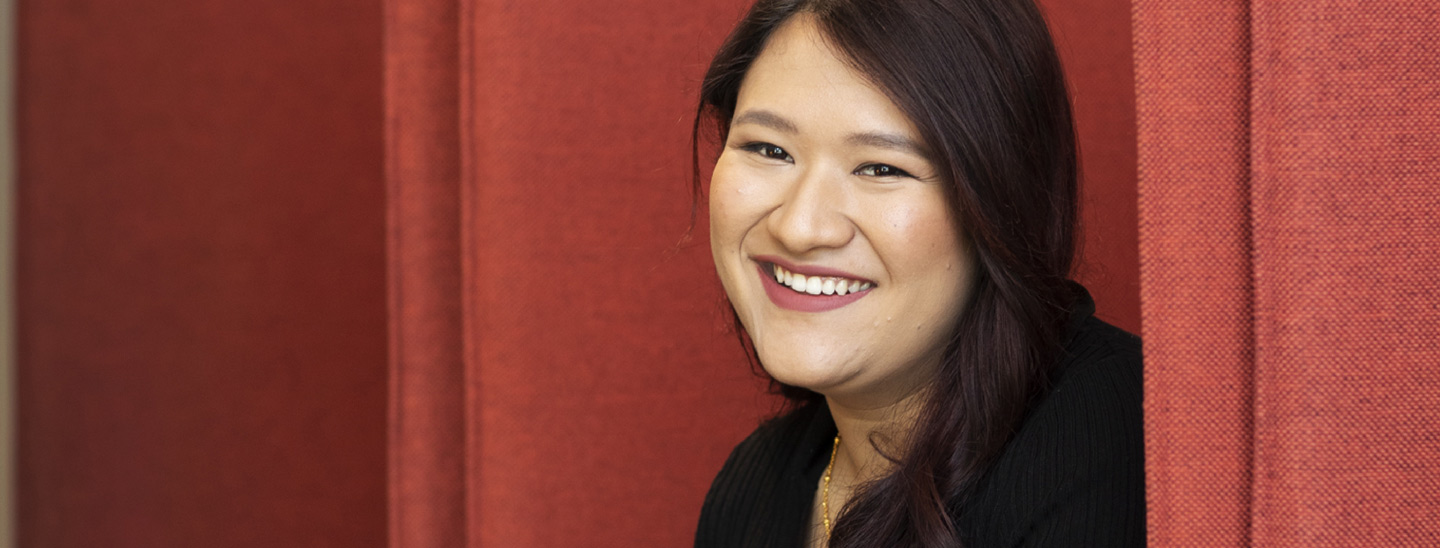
[734,16,919,139]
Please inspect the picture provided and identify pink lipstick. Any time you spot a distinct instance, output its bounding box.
[754,258,873,313]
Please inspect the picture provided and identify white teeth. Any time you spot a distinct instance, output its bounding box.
[790,274,807,291]
[805,277,822,295]
[768,263,871,297]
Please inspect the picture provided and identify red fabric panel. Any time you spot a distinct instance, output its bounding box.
[1133,1,1256,546]
[461,2,772,545]
[386,0,468,547]
[1038,0,1142,334]
[1249,3,1440,544]
[17,2,386,547]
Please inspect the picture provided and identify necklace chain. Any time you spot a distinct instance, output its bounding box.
[822,434,840,541]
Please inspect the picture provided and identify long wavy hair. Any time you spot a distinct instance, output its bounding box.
[693,0,1079,545]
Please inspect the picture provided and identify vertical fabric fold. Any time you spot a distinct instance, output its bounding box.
[1139,0,1440,545]
[1248,2,1440,544]
[385,0,468,546]
[1133,1,1256,546]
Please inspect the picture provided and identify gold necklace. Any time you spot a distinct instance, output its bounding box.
[822,434,840,540]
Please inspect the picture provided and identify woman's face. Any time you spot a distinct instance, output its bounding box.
[709,16,975,408]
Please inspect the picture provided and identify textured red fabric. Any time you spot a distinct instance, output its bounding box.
[1249,2,1440,545]
[1134,1,1256,546]
[1137,1,1440,546]
[16,1,387,547]
[458,2,770,545]
[386,0,468,547]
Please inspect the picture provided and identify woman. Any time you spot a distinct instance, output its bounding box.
[693,0,1144,547]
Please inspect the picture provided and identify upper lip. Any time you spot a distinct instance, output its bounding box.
[753,255,876,284]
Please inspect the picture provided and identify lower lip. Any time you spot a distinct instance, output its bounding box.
[757,263,871,313]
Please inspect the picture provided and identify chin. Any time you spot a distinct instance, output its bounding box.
[754,347,853,394]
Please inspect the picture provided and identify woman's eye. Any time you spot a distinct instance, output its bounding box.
[741,143,792,162]
[856,164,913,178]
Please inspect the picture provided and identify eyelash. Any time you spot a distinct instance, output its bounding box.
[737,142,915,179]
[855,164,913,178]
[739,142,791,162]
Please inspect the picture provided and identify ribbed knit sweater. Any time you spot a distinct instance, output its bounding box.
[695,288,1144,547]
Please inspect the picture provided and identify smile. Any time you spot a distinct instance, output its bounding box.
[754,260,874,313]
[770,263,872,295]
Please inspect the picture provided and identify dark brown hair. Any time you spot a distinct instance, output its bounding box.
[693,0,1079,545]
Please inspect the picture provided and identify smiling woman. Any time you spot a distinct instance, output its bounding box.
[693,1,1143,547]
[710,21,972,412]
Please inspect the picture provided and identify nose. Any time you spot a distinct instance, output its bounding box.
[766,166,855,254]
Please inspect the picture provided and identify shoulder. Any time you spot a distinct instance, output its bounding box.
[1046,315,1143,421]
[960,317,1145,546]
[695,403,824,548]
[1061,314,1142,380]
[1039,315,1143,462]
[720,402,820,478]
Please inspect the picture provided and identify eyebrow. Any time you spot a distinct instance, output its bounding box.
[732,109,799,134]
[732,109,931,159]
[845,131,930,158]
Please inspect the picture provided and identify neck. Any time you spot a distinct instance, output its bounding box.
[825,386,929,485]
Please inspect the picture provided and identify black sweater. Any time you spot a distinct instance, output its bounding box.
[695,289,1144,547]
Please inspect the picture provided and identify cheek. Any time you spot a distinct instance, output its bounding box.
[707,165,738,248]
[708,157,766,247]
[876,198,970,284]
[880,202,959,252]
